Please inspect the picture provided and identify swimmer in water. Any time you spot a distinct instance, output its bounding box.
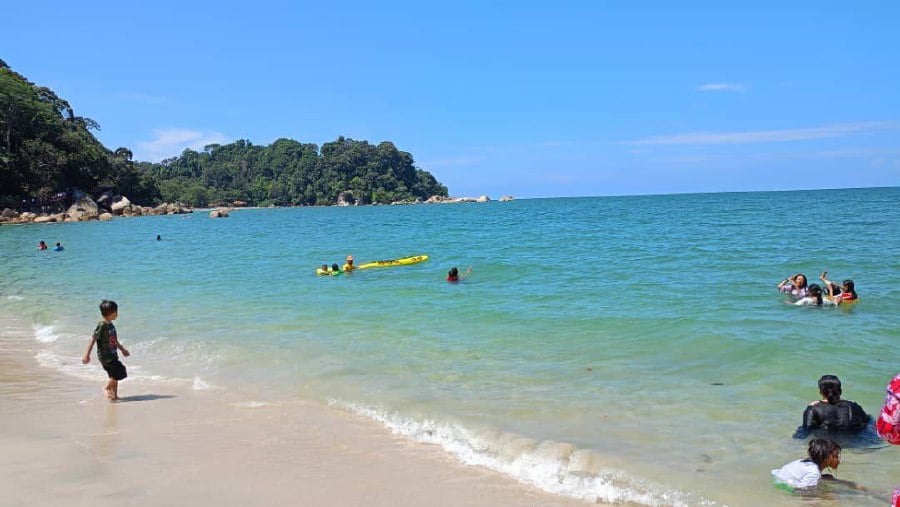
[794,375,870,439]
[447,266,472,282]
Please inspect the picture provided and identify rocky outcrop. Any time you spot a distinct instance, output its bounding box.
[336,191,356,206]
[500,195,514,201]
[66,195,100,221]
[209,208,230,218]
[110,196,131,214]
[99,213,113,221]
[1,208,18,219]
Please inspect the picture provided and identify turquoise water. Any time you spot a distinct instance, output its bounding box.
[2,187,899,505]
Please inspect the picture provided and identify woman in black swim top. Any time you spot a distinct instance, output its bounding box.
[795,375,870,438]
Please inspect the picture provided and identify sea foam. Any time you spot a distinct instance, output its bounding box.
[329,399,712,507]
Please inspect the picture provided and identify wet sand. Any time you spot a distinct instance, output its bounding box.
[0,348,587,507]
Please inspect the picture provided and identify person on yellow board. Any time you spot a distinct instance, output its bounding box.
[342,255,355,273]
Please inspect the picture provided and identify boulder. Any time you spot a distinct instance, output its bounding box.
[34,215,55,223]
[96,191,115,210]
[336,191,356,206]
[110,195,131,214]
[209,208,229,218]
[18,212,37,222]
[233,200,248,207]
[67,195,99,216]
[500,195,514,202]
[152,203,169,215]
[99,213,113,221]
[50,213,65,222]
[476,195,491,203]
[1,208,18,218]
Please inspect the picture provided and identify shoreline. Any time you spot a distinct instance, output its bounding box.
[0,332,584,507]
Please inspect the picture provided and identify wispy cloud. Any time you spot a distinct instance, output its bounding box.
[696,82,746,93]
[135,128,230,162]
[627,121,897,146]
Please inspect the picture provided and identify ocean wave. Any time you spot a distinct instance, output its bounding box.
[6,295,24,301]
[329,399,713,506]
[33,324,59,343]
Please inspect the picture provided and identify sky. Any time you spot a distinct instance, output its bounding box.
[3,1,899,198]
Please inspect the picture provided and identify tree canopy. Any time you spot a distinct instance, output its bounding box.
[0,62,447,209]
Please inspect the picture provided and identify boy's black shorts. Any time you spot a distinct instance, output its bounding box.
[101,359,127,380]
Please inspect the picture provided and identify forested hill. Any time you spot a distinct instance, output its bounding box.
[141,137,448,207]
[0,60,447,209]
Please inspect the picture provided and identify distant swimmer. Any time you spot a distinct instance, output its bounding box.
[330,263,343,276]
[53,242,64,252]
[794,375,870,439]
[447,266,472,282]
[316,264,330,276]
[38,241,48,250]
[156,235,161,241]
[789,284,837,306]
[778,273,809,298]
[343,255,354,273]
[819,271,858,304]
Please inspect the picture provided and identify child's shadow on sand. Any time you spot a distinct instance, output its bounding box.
[117,394,176,402]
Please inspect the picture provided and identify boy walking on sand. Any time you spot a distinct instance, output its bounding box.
[82,300,130,400]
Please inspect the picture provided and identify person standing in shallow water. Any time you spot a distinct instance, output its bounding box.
[794,375,870,438]
[37,241,48,250]
[82,300,130,401]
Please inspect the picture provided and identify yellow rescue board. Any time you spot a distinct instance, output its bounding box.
[356,255,429,270]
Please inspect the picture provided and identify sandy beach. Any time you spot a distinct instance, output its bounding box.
[0,342,588,507]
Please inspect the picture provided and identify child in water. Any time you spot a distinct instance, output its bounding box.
[330,263,343,276]
[447,266,472,282]
[772,438,842,489]
[819,271,858,304]
[791,284,837,306]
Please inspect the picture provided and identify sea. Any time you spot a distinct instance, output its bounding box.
[1,187,898,506]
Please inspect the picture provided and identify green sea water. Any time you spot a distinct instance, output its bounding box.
[1,187,898,505]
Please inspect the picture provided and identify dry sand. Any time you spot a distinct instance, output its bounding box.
[0,348,588,507]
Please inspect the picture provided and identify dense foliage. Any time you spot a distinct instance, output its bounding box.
[0,60,447,209]
[0,60,159,208]
[146,137,447,207]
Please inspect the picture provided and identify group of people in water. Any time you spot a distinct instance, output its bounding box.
[316,254,472,283]
[316,255,356,276]
[771,373,900,504]
[778,270,858,306]
[37,240,64,251]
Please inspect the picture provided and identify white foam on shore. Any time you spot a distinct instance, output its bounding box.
[330,399,713,507]
[33,350,218,393]
[231,401,272,409]
[33,324,59,343]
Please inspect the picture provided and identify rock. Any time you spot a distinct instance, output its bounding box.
[18,212,37,222]
[152,203,168,215]
[209,208,229,218]
[96,191,115,210]
[337,191,356,206]
[99,213,113,221]
[1,208,18,218]
[65,210,84,222]
[476,195,491,203]
[33,215,55,223]
[67,195,99,216]
[500,195,514,201]
[110,195,131,214]
[233,200,248,207]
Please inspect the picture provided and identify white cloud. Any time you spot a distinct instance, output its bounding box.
[627,121,896,146]
[135,128,230,162]
[696,82,746,92]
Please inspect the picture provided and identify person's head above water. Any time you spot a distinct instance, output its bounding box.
[807,438,841,470]
[807,284,823,305]
[331,263,340,272]
[818,375,843,404]
[793,274,808,288]
[321,264,328,271]
[842,279,857,298]
[448,267,459,278]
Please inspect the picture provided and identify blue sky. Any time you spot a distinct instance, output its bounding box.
[3,1,898,198]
